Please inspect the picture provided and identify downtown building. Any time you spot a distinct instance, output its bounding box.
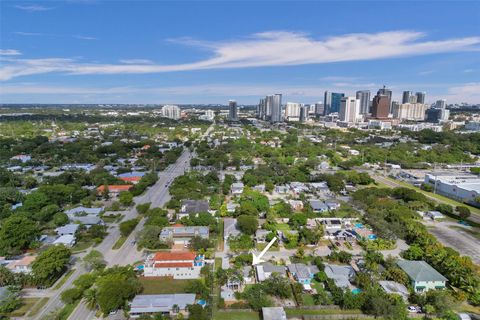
[161,105,181,120]
[371,94,390,119]
[285,102,301,120]
[257,94,282,123]
[324,91,345,115]
[392,103,428,121]
[356,90,371,115]
[339,97,361,123]
[228,100,238,121]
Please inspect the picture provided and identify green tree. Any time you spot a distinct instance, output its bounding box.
[119,191,134,206]
[32,245,71,286]
[119,219,139,237]
[83,250,105,271]
[237,215,259,235]
[60,288,83,304]
[0,215,40,255]
[456,206,471,220]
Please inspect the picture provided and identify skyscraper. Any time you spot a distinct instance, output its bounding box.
[371,94,390,119]
[314,102,324,117]
[435,99,446,109]
[339,97,360,122]
[299,105,309,122]
[377,86,392,111]
[228,100,238,121]
[356,90,371,115]
[324,91,344,115]
[285,102,301,119]
[161,105,181,120]
[270,94,282,123]
[415,92,426,104]
[402,91,412,104]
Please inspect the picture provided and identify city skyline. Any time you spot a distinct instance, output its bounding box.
[0,1,479,104]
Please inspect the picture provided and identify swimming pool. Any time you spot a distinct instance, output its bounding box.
[351,288,362,294]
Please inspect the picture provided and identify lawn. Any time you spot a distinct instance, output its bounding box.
[255,242,279,251]
[276,223,291,232]
[72,239,94,253]
[27,297,49,317]
[2,298,40,317]
[285,308,363,316]
[112,236,127,249]
[53,268,76,290]
[302,293,315,306]
[214,311,260,320]
[139,277,194,294]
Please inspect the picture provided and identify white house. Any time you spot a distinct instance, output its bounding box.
[144,252,204,279]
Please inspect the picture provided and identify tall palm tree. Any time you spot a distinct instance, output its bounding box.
[83,288,97,310]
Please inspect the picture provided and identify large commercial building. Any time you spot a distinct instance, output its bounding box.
[356,90,371,115]
[392,103,428,121]
[339,97,360,123]
[228,100,238,121]
[285,102,301,119]
[314,102,324,117]
[426,108,450,123]
[161,105,181,120]
[424,172,480,206]
[402,91,418,104]
[269,94,283,123]
[377,86,392,111]
[416,92,426,104]
[371,94,390,119]
[299,105,309,122]
[324,91,344,115]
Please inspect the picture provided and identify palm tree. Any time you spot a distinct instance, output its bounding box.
[172,304,180,314]
[83,288,97,310]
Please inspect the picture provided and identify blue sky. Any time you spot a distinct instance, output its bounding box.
[0,1,479,104]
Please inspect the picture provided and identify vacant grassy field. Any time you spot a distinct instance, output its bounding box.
[27,297,49,317]
[285,308,363,316]
[214,311,260,320]
[276,223,291,231]
[1,298,40,317]
[139,277,195,294]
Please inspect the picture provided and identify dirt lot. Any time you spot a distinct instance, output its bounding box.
[426,221,480,264]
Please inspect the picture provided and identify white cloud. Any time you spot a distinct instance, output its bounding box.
[14,31,44,36]
[14,4,54,12]
[0,49,22,56]
[1,30,480,81]
[119,59,154,65]
[74,35,97,40]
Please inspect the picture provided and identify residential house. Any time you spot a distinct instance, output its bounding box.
[53,234,76,247]
[287,263,319,288]
[397,260,447,292]
[324,264,355,289]
[69,215,104,226]
[329,229,357,242]
[6,256,36,274]
[226,202,239,214]
[96,185,133,196]
[231,182,244,196]
[55,224,79,236]
[118,172,145,184]
[309,200,329,213]
[64,206,103,217]
[255,262,286,282]
[224,218,241,241]
[10,155,31,163]
[320,218,343,232]
[180,200,209,216]
[129,294,195,319]
[288,200,304,211]
[159,225,209,245]
[325,200,341,211]
[143,252,204,279]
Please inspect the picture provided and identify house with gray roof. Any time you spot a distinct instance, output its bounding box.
[378,281,409,302]
[129,294,195,319]
[324,264,355,289]
[397,260,447,292]
[255,229,270,243]
[309,200,329,213]
[255,262,286,282]
[223,218,240,241]
[70,215,104,226]
[159,226,209,245]
[180,200,209,215]
[65,206,103,216]
[55,224,79,236]
[287,263,319,286]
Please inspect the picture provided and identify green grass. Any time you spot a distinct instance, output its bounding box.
[217,219,224,251]
[139,277,195,294]
[58,300,80,320]
[255,242,279,251]
[53,268,75,290]
[214,311,260,320]
[72,240,94,253]
[276,223,291,231]
[1,298,40,317]
[302,293,316,306]
[285,308,363,316]
[384,177,480,216]
[112,236,127,249]
[27,297,49,317]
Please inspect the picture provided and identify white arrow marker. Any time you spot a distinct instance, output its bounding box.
[252,236,277,265]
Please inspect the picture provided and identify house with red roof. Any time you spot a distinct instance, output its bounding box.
[97,184,133,196]
[143,251,204,279]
